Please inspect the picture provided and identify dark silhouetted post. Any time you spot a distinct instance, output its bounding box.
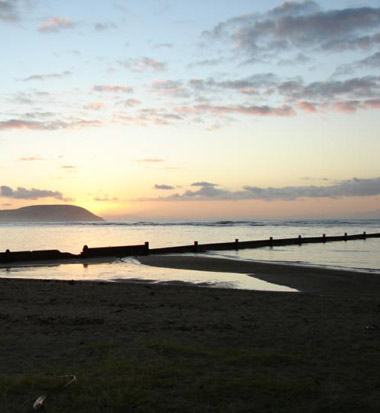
[298,235,302,245]
[82,245,88,256]
[235,239,239,250]
[194,241,198,252]
[322,234,326,243]
[344,233,347,241]
[269,237,273,247]
[145,242,149,253]
[363,231,367,240]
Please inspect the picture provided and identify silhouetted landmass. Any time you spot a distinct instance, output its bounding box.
[0,205,103,222]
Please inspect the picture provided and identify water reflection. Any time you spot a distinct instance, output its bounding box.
[0,257,297,292]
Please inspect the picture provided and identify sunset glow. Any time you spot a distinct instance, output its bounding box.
[1,0,380,220]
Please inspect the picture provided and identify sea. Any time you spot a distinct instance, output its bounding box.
[0,219,379,291]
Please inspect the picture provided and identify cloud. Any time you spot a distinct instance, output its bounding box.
[137,158,165,163]
[151,80,189,98]
[0,0,19,21]
[39,16,75,33]
[94,22,118,31]
[22,71,71,82]
[83,102,104,110]
[175,103,296,117]
[189,73,278,93]
[334,50,380,76]
[119,57,166,72]
[154,184,175,190]
[203,3,380,57]
[187,58,226,68]
[191,182,218,188]
[155,43,173,49]
[115,108,184,127]
[93,85,133,93]
[94,196,118,202]
[61,165,76,171]
[278,76,380,101]
[357,51,380,68]
[0,118,102,131]
[19,156,43,161]
[0,185,65,200]
[297,98,380,114]
[278,53,311,66]
[124,99,141,107]
[145,177,380,201]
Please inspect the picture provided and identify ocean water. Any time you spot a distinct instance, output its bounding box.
[0,219,379,288]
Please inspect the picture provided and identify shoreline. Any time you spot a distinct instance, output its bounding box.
[138,254,380,296]
[0,253,379,296]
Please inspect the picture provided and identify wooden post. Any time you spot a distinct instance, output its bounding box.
[235,239,239,250]
[298,235,302,245]
[322,234,326,243]
[194,241,198,252]
[363,231,367,240]
[344,233,347,241]
[269,237,273,247]
[145,242,149,253]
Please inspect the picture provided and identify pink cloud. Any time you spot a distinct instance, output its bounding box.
[93,85,133,93]
[83,102,104,110]
[119,57,166,72]
[124,99,141,107]
[175,104,296,117]
[0,119,102,131]
[297,101,318,113]
[39,16,74,33]
[363,99,380,109]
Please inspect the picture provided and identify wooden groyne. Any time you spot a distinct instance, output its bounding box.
[0,232,379,264]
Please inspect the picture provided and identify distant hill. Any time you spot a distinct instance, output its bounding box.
[0,205,104,223]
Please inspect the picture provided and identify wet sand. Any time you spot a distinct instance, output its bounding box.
[140,254,380,296]
[2,255,380,411]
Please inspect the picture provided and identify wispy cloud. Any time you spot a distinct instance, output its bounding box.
[137,158,165,163]
[83,102,104,110]
[94,195,119,202]
[0,185,65,200]
[94,22,118,31]
[22,71,71,82]
[93,85,133,93]
[151,80,189,98]
[119,57,166,72]
[0,0,19,21]
[154,184,175,190]
[143,177,380,201]
[19,156,43,162]
[61,165,76,171]
[187,57,226,68]
[0,118,102,131]
[175,104,296,117]
[38,16,75,33]
[124,99,141,107]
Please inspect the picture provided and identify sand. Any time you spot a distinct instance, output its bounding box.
[139,254,380,296]
[1,256,380,411]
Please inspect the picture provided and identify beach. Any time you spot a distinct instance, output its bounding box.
[1,256,380,412]
[139,254,380,296]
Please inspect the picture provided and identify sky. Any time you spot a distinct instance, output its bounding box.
[0,0,380,220]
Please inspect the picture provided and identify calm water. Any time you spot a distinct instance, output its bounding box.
[0,219,379,288]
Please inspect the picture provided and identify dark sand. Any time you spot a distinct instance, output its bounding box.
[139,254,380,296]
[1,257,380,411]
